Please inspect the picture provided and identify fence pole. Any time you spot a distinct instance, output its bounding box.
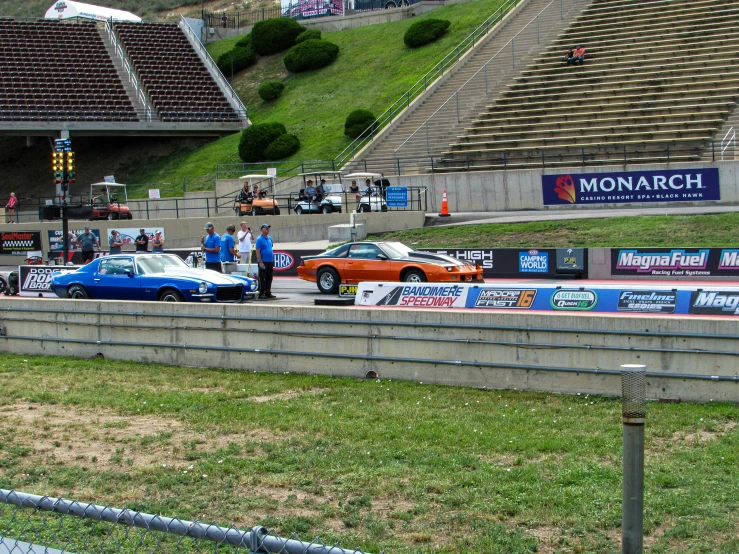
[206,198,210,218]
[511,39,515,68]
[484,63,488,95]
[176,199,179,219]
[537,14,539,44]
[146,201,150,220]
[456,92,460,123]
[426,121,430,155]
[561,0,563,19]
[621,364,646,554]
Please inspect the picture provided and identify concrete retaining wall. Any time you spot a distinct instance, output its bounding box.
[0,299,736,403]
[393,160,739,212]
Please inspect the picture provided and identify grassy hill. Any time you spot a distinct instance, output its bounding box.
[128,0,509,185]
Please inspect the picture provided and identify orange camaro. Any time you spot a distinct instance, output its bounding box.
[297,241,484,294]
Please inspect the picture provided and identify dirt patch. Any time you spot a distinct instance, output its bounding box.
[0,401,285,472]
[673,420,737,444]
[524,526,560,554]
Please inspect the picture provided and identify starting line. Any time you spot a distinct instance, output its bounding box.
[354,280,739,316]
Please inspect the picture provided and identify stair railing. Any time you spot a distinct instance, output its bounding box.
[721,126,735,160]
[333,0,521,169]
[393,0,569,159]
[105,18,153,121]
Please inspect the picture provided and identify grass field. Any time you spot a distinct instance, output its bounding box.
[374,212,739,248]
[129,0,509,183]
[1,354,738,553]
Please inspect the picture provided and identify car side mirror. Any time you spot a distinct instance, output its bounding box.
[376,254,388,260]
[124,269,134,277]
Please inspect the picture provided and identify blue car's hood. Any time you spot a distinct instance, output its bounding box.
[162,268,246,285]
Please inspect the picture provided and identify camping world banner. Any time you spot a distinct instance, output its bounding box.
[542,168,720,206]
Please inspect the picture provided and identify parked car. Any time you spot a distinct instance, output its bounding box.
[297,241,484,294]
[344,172,388,212]
[51,254,258,302]
[89,183,133,220]
[234,174,281,216]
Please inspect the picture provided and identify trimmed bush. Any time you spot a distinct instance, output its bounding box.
[216,44,256,76]
[404,18,451,48]
[251,18,306,56]
[238,122,287,162]
[283,39,339,73]
[235,33,251,48]
[296,29,321,43]
[344,109,377,139]
[264,134,301,160]
[258,81,285,102]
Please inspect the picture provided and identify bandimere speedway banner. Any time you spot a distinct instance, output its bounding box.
[355,282,739,316]
[611,248,739,277]
[542,168,720,206]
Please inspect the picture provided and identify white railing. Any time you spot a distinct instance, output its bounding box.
[394,0,569,157]
[721,126,735,160]
[105,18,154,121]
[178,15,248,120]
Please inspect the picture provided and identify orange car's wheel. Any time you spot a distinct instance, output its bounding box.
[402,269,427,283]
[317,267,340,294]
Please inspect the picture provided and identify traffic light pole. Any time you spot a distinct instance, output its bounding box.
[61,203,69,265]
[53,137,74,265]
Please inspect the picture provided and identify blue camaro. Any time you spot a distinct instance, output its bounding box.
[51,254,259,302]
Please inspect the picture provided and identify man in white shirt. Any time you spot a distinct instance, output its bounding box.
[237,221,253,261]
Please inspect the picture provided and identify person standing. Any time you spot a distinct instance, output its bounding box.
[109,230,123,254]
[135,228,149,252]
[76,226,99,265]
[152,230,165,253]
[5,192,17,224]
[200,222,222,272]
[255,223,275,299]
[237,221,253,260]
[221,224,239,263]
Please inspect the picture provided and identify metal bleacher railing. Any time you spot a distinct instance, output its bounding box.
[0,489,376,554]
[332,0,521,170]
[393,0,572,159]
[105,17,154,122]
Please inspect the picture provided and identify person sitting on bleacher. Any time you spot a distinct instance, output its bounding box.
[304,180,317,203]
[568,45,586,65]
[564,48,574,65]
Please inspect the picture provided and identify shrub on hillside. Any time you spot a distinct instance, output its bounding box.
[404,18,451,48]
[235,33,251,48]
[258,81,286,102]
[216,44,256,76]
[344,109,377,139]
[251,18,306,55]
[264,134,301,160]
[238,122,287,162]
[296,29,321,43]
[283,39,339,73]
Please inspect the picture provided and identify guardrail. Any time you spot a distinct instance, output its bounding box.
[394,0,570,158]
[333,0,521,169]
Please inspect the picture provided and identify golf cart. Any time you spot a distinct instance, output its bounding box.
[345,173,388,213]
[234,175,281,216]
[90,183,133,220]
[293,172,345,215]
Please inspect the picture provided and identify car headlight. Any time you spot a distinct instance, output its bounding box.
[250,280,258,291]
[198,282,208,294]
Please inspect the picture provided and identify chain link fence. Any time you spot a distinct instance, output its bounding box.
[0,490,377,554]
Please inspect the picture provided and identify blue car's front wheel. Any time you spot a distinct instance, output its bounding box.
[159,289,184,302]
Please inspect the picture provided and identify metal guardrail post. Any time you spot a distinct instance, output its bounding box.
[456,92,460,123]
[621,364,646,554]
[561,0,563,19]
[536,14,539,43]
[425,122,430,154]
[484,63,488,94]
[146,202,150,220]
[176,199,179,219]
[207,198,210,217]
[512,39,515,68]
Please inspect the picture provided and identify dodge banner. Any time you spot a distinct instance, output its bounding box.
[355,281,739,316]
[19,265,79,297]
[542,168,720,206]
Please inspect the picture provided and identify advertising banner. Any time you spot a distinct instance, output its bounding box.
[423,248,585,278]
[0,231,42,255]
[19,265,79,297]
[610,248,739,277]
[48,228,101,251]
[356,281,739,316]
[542,168,720,206]
[111,227,165,247]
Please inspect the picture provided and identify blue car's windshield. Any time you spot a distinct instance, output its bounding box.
[136,255,189,275]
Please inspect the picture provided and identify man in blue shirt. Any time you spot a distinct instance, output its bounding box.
[200,222,222,272]
[220,224,239,263]
[255,223,275,299]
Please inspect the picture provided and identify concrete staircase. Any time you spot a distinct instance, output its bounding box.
[98,26,155,121]
[440,0,739,171]
[344,0,592,175]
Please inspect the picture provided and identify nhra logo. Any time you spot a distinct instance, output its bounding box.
[475,289,537,309]
[54,1,68,12]
[550,289,597,310]
[273,251,295,271]
[689,291,739,315]
[22,267,56,291]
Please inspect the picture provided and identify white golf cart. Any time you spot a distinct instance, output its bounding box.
[89,183,133,220]
[345,172,388,213]
[234,175,280,216]
[293,172,345,215]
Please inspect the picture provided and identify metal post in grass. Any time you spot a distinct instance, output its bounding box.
[621,364,646,554]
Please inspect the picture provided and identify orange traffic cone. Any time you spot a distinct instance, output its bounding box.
[439,189,451,217]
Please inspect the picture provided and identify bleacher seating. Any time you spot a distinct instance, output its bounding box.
[0,20,138,122]
[440,0,739,170]
[114,22,241,123]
